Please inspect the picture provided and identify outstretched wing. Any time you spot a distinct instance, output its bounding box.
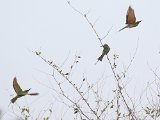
[13,77,22,94]
[126,6,136,24]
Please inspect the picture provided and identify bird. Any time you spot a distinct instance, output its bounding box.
[119,6,142,32]
[97,44,110,62]
[11,77,39,103]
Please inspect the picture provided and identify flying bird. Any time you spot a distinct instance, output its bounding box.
[119,6,141,32]
[97,44,110,62]
[11,77,39,103]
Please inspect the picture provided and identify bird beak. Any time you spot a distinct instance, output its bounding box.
[27,88,31,92]
[139,20,142,23]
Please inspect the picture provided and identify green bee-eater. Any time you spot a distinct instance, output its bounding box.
[98,44,110,61]
[11,77,39,103]
[119,6,142,32]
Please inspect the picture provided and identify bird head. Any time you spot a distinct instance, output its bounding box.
[136,20,142,25]
[100,44,107,48]
[131,20,142,27]
[103,44,108,48]
[24,88,31,93]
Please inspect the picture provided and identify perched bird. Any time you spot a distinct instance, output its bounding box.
[11,77,39,103]
[98,44,110,61]
[119,6,142,32]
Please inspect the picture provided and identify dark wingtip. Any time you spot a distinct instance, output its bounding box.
[13,77,17,81]
[128,5,133,10]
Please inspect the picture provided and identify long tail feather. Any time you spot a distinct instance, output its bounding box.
[98,54,105,61]
[118,25,128,32]
[28,93,39,96]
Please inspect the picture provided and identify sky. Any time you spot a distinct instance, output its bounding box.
[1,0,160,119]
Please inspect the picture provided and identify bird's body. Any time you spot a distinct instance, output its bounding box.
[11,77,39,103]
[119,6,141,32]
[98,44,110,61]
[11,89,30,103]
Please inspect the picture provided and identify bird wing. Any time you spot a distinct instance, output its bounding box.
[126,6,136,24]
[13,77,22,94]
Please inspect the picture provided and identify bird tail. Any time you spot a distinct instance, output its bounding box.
[28,93,39,96]
[118,25,128,32]
[98,54,105,61]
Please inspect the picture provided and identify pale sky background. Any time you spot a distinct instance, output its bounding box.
[1,0,160,119]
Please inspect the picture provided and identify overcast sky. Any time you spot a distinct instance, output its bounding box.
[1,0,160,119]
